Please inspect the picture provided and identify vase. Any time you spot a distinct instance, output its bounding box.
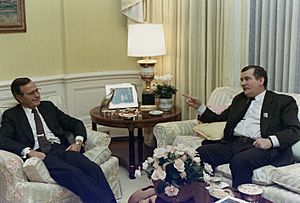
[159,98,173,111]
[153,180,210,203]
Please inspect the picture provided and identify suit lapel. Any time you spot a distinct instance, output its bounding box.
[260,91,273,137]
[17,105,35,143]
[38,103,55,133]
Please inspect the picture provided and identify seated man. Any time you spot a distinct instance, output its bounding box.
[184,65,300,188]
[0,77,116,203]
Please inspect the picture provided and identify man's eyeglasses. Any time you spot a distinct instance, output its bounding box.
[22,88,41,96]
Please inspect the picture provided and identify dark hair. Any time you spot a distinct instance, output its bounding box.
[241,65,268,88]
[11,77,32,98]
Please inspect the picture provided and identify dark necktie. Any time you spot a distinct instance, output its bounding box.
[32,109,52,153]
[238,97,255,121]
[224,97,255,140]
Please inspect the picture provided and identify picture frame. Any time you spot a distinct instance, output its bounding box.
[105,83,138,109]
[0,0,26,33]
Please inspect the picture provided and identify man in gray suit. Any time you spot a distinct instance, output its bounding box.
[184,65,300,188]
[0,77,116,203]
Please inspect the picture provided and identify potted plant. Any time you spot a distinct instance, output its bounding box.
[135,144,213,202]
[153,74,177,111]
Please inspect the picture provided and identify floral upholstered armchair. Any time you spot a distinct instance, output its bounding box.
[0,95,121,203]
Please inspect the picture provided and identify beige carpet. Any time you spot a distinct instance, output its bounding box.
[117,166,152,203]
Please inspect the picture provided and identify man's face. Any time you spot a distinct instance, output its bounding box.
[16,81,41,109]
[240,68,265,98]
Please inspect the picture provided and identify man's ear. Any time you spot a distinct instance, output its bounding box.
[259,77,265,86]
[15,95,23,103]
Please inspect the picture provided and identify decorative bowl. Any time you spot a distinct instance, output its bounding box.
[238,184,263,202]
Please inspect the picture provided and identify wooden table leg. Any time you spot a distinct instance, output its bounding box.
[128,128,136,179]
[138,128,143,165]
[92,122,97,131]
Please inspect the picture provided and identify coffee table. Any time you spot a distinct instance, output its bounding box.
[89,106,181,179]
[128,183,273,203]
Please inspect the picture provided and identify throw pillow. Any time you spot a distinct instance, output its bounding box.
[193,122,226,140]
[271,163,300,194]
[23,157,56,184]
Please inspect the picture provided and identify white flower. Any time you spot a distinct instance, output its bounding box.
[155,74,173,82]
[134,167,141,179]
[151,167,166,180]
[174,158,185,172]
[164,185,179,197]
[204,163,213,175]
[193,157,201,164]
[147,157,154,163]
[203,171,211,184]
[153,147,168,159]
[142,161,149,170]
[166,145,175,153]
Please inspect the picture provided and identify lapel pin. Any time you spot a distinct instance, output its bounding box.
[263,113,268,118]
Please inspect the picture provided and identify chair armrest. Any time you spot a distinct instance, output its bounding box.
[0,150,27,199]
[85,128,111,150]
[153,119,198,147]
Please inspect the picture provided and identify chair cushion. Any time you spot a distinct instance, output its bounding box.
[193,122,226,140]
[292,140,300,162]
[23,157,57,183]
[172,136,204,150]
[271,163,300,194]
[83,146,111,165]
[215,164,276,186]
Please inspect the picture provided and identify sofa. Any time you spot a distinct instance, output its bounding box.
[153,87,300,203]
[0,95,122,203]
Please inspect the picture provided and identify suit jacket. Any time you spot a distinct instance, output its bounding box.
[199,90,300,166]
[0,101,87,156]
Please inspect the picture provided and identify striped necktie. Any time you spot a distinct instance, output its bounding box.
[32,109,52,153]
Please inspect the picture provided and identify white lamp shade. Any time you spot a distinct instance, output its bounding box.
[128,24,166,57]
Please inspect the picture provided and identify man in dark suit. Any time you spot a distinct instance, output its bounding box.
[184,65,300,188]
[0,77,116,203]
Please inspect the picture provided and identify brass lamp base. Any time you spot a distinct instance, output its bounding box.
[138,59,157,106]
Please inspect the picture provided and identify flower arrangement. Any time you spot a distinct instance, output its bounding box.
[152,74,177,99]
[135,144,213,198]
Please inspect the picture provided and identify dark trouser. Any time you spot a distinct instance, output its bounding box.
[196,140,272,188]
[43,144,116,203]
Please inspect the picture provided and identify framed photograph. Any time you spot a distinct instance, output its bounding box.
[105,83,138,109]
[0,0,26,33]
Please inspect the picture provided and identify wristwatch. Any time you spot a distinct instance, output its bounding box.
[75,140,84,147]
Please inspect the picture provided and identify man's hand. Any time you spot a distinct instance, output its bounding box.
[66,143,81,152]
[253,138,272,149]
[182,94,202,109]
[27,150,46,160]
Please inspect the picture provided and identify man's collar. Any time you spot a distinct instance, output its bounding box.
[22,106,37,114]
[254,90,266,101]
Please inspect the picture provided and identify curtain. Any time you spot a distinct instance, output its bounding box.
[248,0,300,93]
[146,0,249,119]
[121,0,144,23]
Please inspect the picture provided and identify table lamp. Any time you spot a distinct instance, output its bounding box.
[128,24,166,107]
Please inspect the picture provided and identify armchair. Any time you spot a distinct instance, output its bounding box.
[0,95,121,203]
